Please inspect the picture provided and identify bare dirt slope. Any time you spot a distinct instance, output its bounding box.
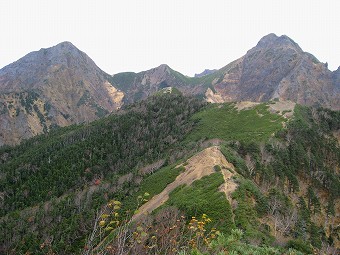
[235,100,295,118]
[219,166,237,203]
[133,146,237,220]
[235,101,260,111]
[267,100,296,118]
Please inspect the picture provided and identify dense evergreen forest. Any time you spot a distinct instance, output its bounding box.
[0,94,205,254]
[0,94,339,254]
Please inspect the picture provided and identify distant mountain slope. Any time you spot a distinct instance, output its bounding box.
[109,64,208,103]
[1,33,339,146]
[194,69,217,77]
[111,33,339,110]
[0,42,124,146]
[212,34,339,109]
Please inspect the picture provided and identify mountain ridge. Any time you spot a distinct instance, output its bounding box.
[0,33,339,146]
[110,33,339,109]
[194,69,217,77]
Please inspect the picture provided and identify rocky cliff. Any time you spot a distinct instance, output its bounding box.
[210,34,339,109]
[0,42,124,146]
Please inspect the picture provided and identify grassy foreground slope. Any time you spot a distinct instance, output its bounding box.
[187,102,285,142]
[90,102,339,255]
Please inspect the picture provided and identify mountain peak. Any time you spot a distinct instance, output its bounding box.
[50,41,76,49]
[157,64,171,70]
[256,33,278,47]
[0,40,125,146]
[151,64,172,74]
[36,41,80,55]
[255,33,301,51]
[0,41,93,78]
[49,41,82,55]
[57,41,75,47]
[215,33,338,108]
[277,35,300,48]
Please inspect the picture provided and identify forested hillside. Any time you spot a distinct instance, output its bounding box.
[0,94,339,254]
[0,94,205,254]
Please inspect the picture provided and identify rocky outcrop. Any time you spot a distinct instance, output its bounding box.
[212,34,338,109]
[333,66,340,90]
[0,42,124,146]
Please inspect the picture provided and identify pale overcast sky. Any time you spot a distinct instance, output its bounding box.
[0,0,339,76]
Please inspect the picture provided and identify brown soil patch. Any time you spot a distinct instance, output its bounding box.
[133,146,236,220]
[268,100,295,118]
[205,88,225,103]
[235,101,259,111]
[235,100,295,119]
[219,167,237,203]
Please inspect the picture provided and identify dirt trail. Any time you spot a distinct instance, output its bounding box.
[219,167,237,203]
[133,146,237,220]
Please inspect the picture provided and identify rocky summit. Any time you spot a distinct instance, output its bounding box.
[0,42,124,146]
[209,33,339,109]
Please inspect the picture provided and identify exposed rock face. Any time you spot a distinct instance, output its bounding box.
[212,34,339,109]
[333,66,340,84]
[330,67,340,109]
[205,88,224,103]
[0,42,124,146]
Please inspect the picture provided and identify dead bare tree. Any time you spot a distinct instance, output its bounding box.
[275,207,298,236]
[320,244,339,255]
[245,154,255,176]
[83,209,103,255]
[270,207,298,238]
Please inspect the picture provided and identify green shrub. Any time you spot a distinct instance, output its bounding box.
[286,239,313,254]
[166,172,235,233]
